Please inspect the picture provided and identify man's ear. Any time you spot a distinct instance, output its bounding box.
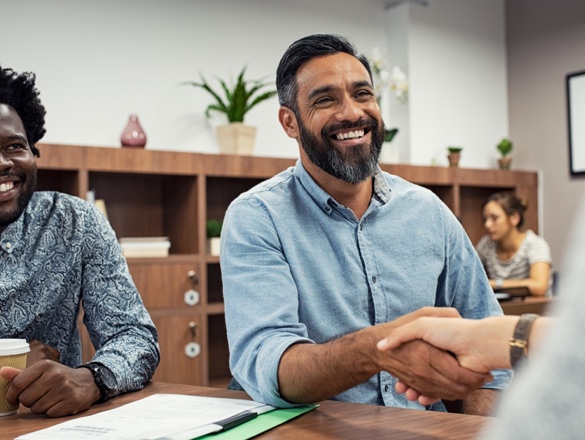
[278,106,299,139]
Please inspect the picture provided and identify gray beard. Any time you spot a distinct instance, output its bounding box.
[296,113,384,184]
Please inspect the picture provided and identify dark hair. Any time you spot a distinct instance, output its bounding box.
[276,34,373,112]
[484,191,528,229]
[0,65,46,157]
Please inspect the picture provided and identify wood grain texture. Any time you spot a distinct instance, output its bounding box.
[3,382,490,440]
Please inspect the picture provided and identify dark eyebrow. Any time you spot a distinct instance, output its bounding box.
[5,134,28,142]
[307,80,374,101]
[308,85,335,101]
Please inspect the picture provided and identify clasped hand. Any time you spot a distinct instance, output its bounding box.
[375,308,494,405]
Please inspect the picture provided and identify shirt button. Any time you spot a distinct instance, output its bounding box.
[372,276,377,283]
[5,242,11,248]
[384,384,389,392]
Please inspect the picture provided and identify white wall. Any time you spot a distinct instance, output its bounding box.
[506,0,585,274]
[386,0,508,168]
[1,0,508,168]
[0,0,389,158]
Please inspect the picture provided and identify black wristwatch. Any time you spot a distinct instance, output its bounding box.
[77,362,118,403]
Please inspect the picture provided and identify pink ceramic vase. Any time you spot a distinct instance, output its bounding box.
[120,114,147,148]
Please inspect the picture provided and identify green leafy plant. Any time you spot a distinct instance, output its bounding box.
[206,219,223,239]
[384,128,398,143]
[497,138,513,157]
[447,146,463,153]
[182,66,277,123]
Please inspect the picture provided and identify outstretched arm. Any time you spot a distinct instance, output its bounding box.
[377,315,551,405]
[278,307,493,404]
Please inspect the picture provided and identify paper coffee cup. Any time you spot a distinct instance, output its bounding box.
[0,339,30,416]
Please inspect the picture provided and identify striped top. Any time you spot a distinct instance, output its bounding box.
[476,229,553,296]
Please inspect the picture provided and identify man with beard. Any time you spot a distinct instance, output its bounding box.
[220,34,511,415]
[0,65,159,417]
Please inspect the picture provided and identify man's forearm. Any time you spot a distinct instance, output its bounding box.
[278,328,379,403]
[278,307,493,405]
[462,388,501,416]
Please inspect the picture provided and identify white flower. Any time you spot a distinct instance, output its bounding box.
[369,48,409,104]
[390,66,409,104]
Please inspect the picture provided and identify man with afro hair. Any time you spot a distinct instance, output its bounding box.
[0,65,160,417]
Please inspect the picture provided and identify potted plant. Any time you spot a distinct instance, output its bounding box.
[497,138,513,170]
[379,128,399,163]
[447,146,463,167]
[206,219,223,256]
[182,66,277,155]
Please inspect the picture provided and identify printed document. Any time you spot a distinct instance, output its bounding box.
[16,394,275,440]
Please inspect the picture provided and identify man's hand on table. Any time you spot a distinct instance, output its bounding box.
[0,361,102,417]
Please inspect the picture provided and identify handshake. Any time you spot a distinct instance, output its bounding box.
[374,307,543,406]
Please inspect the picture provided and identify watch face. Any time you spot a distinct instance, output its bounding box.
[96,365,117,391]
[90,364,118,400]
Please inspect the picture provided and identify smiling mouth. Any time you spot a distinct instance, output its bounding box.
[0,182,15,193]
[334,129,366,140]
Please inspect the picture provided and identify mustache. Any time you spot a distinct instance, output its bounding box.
[322,118,379,137]
[0,170,19,178]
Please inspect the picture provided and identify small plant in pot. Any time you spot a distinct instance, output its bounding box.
[206,219,223,256]
[497,138,513,170]
[181,66,277,155]
[447,146,463,167]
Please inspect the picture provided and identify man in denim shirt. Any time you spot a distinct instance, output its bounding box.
[0,65,159,417]
[221,34,511,416]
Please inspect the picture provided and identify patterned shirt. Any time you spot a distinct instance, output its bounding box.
[476,230,553,296]
[221,160,512,410]
[0,192,159,394]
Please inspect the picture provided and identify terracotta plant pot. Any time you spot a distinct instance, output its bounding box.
[447,152,461,167]
[498,156,512,170]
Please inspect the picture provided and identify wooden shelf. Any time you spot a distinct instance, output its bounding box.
[36,143,539,386]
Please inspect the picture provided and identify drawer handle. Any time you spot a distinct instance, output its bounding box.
[187,270,199,286]
[188,321,197,338]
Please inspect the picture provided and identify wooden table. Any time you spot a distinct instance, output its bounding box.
[500,296,555,316]
[3,382,490,439]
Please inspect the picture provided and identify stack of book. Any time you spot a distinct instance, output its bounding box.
[119,236,171,258]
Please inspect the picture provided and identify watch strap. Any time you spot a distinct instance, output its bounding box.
[77,362,116,403]
[509,313,538,368]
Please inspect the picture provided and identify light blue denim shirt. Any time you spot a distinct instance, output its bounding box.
[221,160,512,410]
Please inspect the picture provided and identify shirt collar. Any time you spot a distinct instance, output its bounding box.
[292,160,392,215]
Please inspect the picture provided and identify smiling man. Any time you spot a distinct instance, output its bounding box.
[220,34,511,416]
[0,65,159,417]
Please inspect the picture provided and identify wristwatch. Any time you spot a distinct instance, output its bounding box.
[77,362,118,403]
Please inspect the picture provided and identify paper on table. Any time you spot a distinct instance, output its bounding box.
[16,394,275,440]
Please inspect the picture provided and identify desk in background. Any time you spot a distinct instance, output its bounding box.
[4,382,489,440]
[500,296,555,316]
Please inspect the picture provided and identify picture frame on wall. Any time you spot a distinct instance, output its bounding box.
[567,70,585,176]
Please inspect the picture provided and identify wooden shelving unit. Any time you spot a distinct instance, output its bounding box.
[36,143,539,387]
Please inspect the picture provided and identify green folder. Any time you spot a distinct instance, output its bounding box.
[198,405,318,440]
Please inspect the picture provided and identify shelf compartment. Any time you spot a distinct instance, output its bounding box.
[89,172,198,254]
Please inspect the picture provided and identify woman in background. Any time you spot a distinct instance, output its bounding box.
[476,191,553,296]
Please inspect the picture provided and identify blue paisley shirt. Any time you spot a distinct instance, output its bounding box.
[0,191,159,395]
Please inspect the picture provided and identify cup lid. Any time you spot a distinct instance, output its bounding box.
[0,339,30,356]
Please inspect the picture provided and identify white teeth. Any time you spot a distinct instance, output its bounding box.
[336,130,365,140]
[0,182,14,193]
